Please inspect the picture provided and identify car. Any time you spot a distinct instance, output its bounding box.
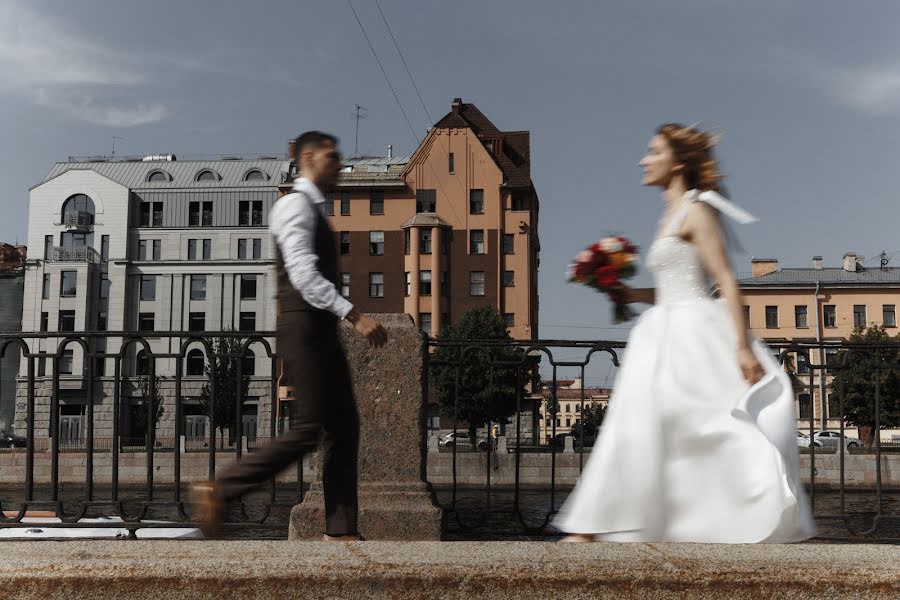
[796,431,811,448]
[810,431,860,449]
[438,431,494,451]
[1,429,27,449]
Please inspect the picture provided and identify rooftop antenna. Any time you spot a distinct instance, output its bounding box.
[352,105,367,156]
[111,136,125,156]
[881,251,889,270]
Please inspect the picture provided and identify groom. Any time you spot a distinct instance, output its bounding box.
[193,131,388,540]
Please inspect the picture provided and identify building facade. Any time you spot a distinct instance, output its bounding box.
[0,243,26,432]
[538,379,610,444]
[740,253,900,440]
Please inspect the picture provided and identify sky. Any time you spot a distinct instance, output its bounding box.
[3,0,900,385]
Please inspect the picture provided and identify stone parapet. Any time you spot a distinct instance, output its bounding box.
[0,541,897,599]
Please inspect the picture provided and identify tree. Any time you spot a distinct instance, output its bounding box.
[570,403,606,442]
[429,306,529,448]
[198,335,250,446]
[828,325,900,449]
[134,374,164,446]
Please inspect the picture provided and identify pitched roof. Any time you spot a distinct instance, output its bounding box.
[739,267,900,287]
[39,157,291,190]
[433,100,533,188]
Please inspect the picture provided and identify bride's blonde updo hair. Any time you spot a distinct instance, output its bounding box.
[657,123,723,192]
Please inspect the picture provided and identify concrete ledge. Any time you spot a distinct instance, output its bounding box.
[1,541,898,599]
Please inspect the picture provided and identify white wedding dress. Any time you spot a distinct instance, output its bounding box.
[554,193,814,543]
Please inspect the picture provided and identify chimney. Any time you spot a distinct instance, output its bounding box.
[287,138,297,161]
[451,97,462,114]
[387,144,393,159]
[751,258,778,278]
[842,252,863,272]
[812,256,823,270]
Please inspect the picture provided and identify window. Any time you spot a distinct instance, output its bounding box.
[186,349,205,376]
[140,275,156,301]
[153,240,161,260]
[405,272,411,297]
[238,201,263,226]
[369,231,385,255]
[188,239,210,260]
[340,192,350,215]
[189,201,213,227]
[340,273,350,297]
[404,229,411,255]
[765,306,778,328]
[885,305,896,327]
[240,274,257,300]
[370,191,384,215]
[510,191,529,211]
[60,271,77,297]
[100,276,110,300]
[136,350,150,376]
[40,312,48,332]
[340,232,350,255]
[239,312,256,332]
[140,202,163,227]
[101,235,109,261]
[503,271,515,287]
[469,189,484,214]
[147,170,169,183]
[38,357,46,377]
[140,240,160,260]
[419,229,432,254]
[469,271,485,296]
[324,192,335,216]
[448,152,455,174]
[827,394,842,420]
[191,275,207,300]
[59,350,74,375]
[58,310,75,332]
[421,313,432,336]
[188,312,205,332]
[469,230,485,254]
[797,352,810,375]
[420,271,432,296]
[440,271,448,297]
[242,349,256,376]
[504,313,515,327]
[252,239,261,259]
[503,233,514,255]
[853,305,867,328]
[44,235,53,260]
[244,169,266,181]
[369,273,384,298]
[139,240,148,260]
[237,239,247,259]
[795,305,808,328]
[824,305,836,328]
[42,274,51,299]
[416,189,436,213]
[798,393,813,419]
[61,193,95,225]
[196,170,218,182]
[138,312,155,332]
[743,305,750,327]
[97,312,107,331]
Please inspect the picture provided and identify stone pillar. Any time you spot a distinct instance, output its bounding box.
[289,314,442,540]
[431,227,441,335]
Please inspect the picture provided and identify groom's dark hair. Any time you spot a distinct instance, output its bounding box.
[292,131,338,160]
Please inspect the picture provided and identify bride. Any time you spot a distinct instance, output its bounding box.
[555,123,814,543]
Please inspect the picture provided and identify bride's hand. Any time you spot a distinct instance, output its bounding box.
[737,347,765,384]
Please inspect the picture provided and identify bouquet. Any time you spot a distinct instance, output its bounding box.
[569,236,639,323]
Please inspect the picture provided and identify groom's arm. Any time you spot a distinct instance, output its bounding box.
[624,287,655,304]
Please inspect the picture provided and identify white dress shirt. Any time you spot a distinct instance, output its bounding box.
[269,177,354,319]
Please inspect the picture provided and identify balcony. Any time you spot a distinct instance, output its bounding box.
[63,211,94,230]
[52,246,101,263]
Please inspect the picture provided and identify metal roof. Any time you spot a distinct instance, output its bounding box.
[39,157,292,190]
[739,268,900,287]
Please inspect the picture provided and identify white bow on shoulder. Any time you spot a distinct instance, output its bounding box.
[685,189,758,225]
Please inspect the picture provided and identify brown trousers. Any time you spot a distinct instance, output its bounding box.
[216,310,360,536]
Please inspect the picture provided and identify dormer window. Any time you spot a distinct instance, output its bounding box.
[147,170,171,183]
[243,169,267,181]
[196,170,219,182]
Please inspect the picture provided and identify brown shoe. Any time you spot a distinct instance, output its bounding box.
[322,533,365,542]
[191,481,224,539]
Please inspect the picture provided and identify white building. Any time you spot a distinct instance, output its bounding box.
[17,154,291,444]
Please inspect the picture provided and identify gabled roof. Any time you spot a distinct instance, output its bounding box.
[38,157,291,190]
[433,100,533,188]
[739,267,900,287]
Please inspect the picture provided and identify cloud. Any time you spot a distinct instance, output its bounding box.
[0,2,169,127]
[816,62,900,117]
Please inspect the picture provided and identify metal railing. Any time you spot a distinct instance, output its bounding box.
[0,331,302,539]
[426,337,900,542]
[51,246,101,263]
[63,211,94,229]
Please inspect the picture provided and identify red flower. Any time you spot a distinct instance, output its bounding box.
[593,265,619,289]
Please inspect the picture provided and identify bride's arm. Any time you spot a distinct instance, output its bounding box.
[685,203,765,384]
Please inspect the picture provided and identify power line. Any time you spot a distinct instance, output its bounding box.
[374,0,433,124]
